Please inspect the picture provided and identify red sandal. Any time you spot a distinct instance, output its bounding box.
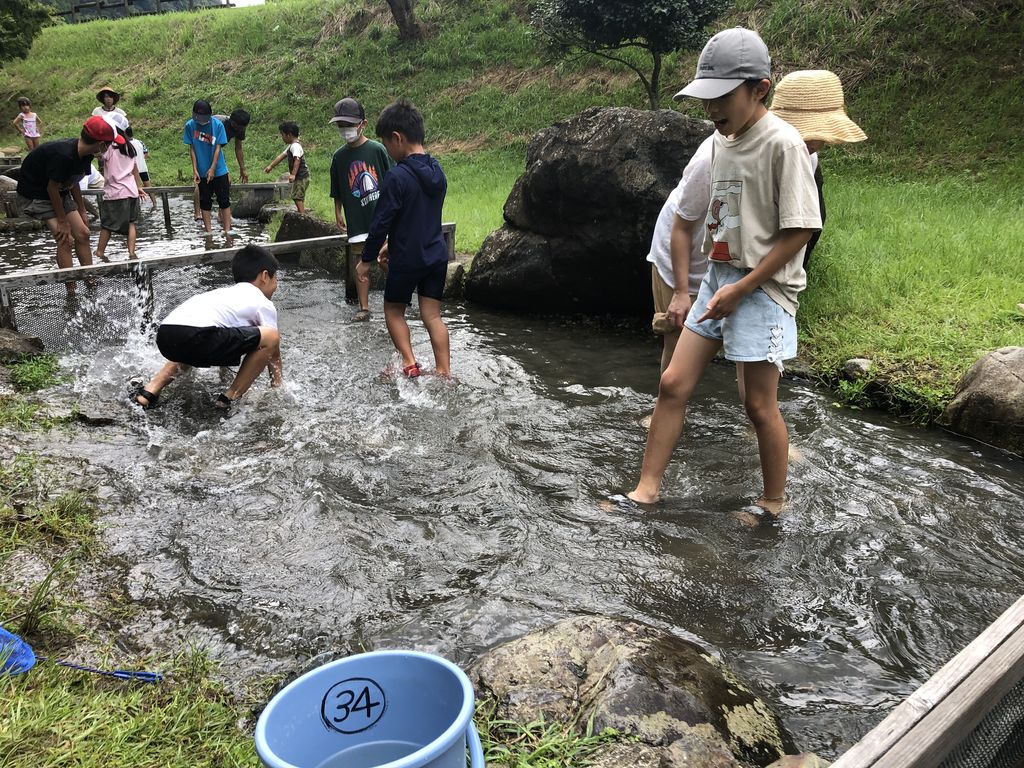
[402,363,421,379]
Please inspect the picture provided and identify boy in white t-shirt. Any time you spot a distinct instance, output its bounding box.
[629,28,821,517]
[647,134,713,373]
[264,121,309,214]
[133,245,283,412]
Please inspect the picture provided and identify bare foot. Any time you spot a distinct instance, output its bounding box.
[627,488,659,505]
[754,494,786,516]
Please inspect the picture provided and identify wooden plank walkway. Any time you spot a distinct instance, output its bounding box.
[833,595,1024,768]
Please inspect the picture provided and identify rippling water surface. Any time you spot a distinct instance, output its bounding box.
[3,210,1024,759]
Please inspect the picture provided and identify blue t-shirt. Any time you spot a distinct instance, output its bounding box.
[183,117,229,178]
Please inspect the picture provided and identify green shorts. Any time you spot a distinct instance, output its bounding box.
[291,175,310,201]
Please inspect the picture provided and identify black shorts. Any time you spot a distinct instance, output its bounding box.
[198,173,231,211]
[156,324,261,367]
[383,261,448,305]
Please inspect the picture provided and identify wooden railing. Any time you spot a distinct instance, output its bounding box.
[833,595,1024,768]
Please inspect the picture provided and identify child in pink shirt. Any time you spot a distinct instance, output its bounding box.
[96,121,152,261]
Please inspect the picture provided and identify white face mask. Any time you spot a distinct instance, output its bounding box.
[338,125,360,142]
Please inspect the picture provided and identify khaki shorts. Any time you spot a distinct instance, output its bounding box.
[291,175,310,201]
[651,266,697,335]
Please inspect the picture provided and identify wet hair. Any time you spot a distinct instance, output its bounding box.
[279,121,299,137]
[230,108,251,126]
[745,78,771,105]
[17,97,31,107]
[375,98,425,144]
[232,244,279,283]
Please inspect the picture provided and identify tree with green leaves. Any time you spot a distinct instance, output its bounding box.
[0,0,51,65]
[532,0,721,109]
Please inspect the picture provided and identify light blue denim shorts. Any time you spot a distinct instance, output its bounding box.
[684,262,797,372]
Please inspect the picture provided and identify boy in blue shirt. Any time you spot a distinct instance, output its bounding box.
[358,99,450,378]
[184,99,233,236]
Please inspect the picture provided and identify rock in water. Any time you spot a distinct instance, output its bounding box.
[465,107,711,314]
[939,346,1024,457]
[470,615,793,766]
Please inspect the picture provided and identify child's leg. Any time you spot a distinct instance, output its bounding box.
[741,361,788,504]
[137,361,188,405]
[201,209,212,232]
[219,206,232,234]
[127,223,137,259]
[192,189,202,221]
[224,327,280,400]
[95,228,111,262]
[356,278,370,314]
[383,301,416,369]
[418,295,450,376]
[629,328,721,504]
[660,328,681,374]
[294,198,304,214]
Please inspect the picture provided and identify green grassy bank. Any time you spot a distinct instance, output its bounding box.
[2,0,1022,418]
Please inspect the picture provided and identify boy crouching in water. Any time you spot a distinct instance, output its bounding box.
[628,28,821,516]
[358,99,450,378]
[133,245,283,411]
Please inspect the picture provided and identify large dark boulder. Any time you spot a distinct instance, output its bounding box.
[465,107,712,314]
[273,212,345,272]
[470,615,793,766]
[938,347,1024,456]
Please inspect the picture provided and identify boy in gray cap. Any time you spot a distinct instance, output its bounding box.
[329,97,394,321]
[629,28,821,518]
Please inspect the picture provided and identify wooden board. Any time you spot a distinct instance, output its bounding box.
[832,595,1024,768]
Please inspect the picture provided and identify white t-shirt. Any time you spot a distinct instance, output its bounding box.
[647,135,712,296]
[130,139,148,174]
[704,112,822,315]
[162,282,278,329]
[91,106,127,119]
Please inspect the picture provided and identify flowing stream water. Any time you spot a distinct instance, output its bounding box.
[3,200,1024,759]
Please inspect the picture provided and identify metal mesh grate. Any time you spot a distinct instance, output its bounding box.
[939,678,1024,768]
[6,261,233,353]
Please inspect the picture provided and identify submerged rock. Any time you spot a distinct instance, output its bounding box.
[939,346,1024,456]
[465,107,711,314]
[470,615,792,766]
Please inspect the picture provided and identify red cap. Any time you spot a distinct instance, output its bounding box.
[83,115,126,145]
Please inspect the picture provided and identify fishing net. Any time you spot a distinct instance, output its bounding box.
[938,677,1024,768]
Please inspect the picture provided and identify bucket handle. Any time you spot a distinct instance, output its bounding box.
[468,721,485,768]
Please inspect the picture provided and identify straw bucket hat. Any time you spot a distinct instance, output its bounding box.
[96,86,121,104]
[770,70,866,145]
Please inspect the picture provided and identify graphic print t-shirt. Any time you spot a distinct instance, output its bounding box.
[329,139,394,237]
[703,112,821,315]
[183,117,229,178]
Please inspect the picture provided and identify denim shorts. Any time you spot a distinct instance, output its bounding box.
[684,262,797,372]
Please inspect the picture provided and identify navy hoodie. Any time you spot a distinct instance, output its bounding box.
[362,153,447,273]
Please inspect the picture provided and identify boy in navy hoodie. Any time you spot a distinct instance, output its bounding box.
[358,99,450,378]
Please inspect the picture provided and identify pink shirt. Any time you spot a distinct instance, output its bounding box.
[102,145,140,200]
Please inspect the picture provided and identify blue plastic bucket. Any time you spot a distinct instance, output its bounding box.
[255,650,485,768]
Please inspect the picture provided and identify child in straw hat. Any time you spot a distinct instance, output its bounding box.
[770,70,867,265]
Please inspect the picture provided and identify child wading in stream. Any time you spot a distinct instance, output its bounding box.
[133,245,283,412]
[628,28,821,518]
[358,99,450,379]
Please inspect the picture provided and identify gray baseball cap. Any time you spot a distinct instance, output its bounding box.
[330,97,366,125]
[674,28,771,101]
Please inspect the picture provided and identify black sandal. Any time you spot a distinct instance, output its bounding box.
[134,387,159,409]
[214,393,234,411]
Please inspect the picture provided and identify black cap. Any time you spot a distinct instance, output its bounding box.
[192,99,212,115]
[330,97,365,125]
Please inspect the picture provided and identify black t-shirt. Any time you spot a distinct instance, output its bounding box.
[17,139,93,200]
